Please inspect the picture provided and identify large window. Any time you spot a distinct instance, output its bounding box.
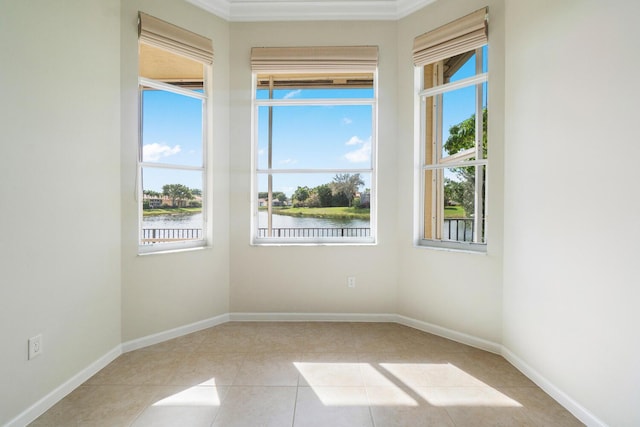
[137,13,213,252]
[414,8,488,251]
[251,47,378,244]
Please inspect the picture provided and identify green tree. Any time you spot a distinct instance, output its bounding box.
[444,108,487,157]
[292,186,310,206]
[316,184,333,207]
[162,184,194,207]
[191,188,202,196]
[444,178,462,207]
[143,189,161,198]
[331,173,364,207]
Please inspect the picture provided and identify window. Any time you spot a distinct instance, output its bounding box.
[137,13,213,252]
[251,47,378,244]
[414,8,488,251]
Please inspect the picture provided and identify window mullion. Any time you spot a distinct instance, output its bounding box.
[255,98,374,107]
[419,73,488,99]
[140,162,205,172]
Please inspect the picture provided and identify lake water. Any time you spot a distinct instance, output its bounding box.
[142,211,369,229]
[257,211,369,229]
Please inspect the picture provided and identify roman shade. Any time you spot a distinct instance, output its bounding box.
[413,7,488,67]
[138,12,213,64]
[251,46,378,73]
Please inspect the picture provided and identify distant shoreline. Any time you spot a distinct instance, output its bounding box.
[264,206,370,220]
[143,208,202,216]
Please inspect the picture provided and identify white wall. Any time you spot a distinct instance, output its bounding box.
[503,1,640,425]
[120,0,231,341]
[0,1,122,424]
[3,0,637,424]
[228,22,399,314]
[395,0,505,344]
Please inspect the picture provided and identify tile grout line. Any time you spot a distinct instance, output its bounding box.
[291,374,301,427]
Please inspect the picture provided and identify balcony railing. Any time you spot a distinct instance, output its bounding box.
[443,218,475,242]
[141,228,202,244]
[258,227,370,238]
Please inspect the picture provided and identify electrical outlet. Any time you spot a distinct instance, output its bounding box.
[347,277,356,288]
[28,334,42,360]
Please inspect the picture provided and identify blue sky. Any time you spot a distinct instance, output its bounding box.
[256,87,374,196]
[141,89,204,193]
[140,46,486,196]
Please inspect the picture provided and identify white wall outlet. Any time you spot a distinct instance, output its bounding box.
[28,334,43,360]
[347,277,356,288]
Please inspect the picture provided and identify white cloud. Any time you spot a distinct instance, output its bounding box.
[143,143,181,162]
[258,148,265,156]
[345,139,371,163]
[345,136,364,146]
[279,158,298,165]
[283,89,302,99]
[342,117,353,125]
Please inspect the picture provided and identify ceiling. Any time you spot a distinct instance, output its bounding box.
[186,0,437,22]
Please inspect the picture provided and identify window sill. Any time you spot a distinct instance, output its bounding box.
[137,245,212,257]
[414,240,487,255]
[252,239,376,247]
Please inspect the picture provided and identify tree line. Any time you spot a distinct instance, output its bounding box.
[143,184,202,209]
[291,173,368,208]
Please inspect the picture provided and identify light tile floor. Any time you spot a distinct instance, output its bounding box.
[31,322,584,426]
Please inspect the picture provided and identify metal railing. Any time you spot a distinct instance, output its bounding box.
[443,218,474,242]
[258,227,371,238]
[141,228,202,244]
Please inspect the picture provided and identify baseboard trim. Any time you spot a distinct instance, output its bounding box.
[5,345,121,427]
[228,312,397,323]
[121,313,230,353]
[395,314,503,354]
[501,347,606,427]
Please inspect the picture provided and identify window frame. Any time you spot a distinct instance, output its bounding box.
[137,54,212,254]
[250,71,378,245]
[415,46,488,252]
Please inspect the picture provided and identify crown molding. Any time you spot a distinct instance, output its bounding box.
[186,0,436,22]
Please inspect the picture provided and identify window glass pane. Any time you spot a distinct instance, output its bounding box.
[443,165,485,243]
[257,173,371,238]
[256,105,373,170]
[141,168,203,244]
[441,85,477,160]
[446,52,476,83]
[141,89,203,167]
[139,43,204,91]
[257,88,373,100]
[445,46,488,83]
[255,74,374,100]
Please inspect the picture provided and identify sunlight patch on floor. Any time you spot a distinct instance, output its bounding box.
[295,361,523,408]
[152,380,222,407]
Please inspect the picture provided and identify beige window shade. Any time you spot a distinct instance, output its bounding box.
[413,7,487,67]
[251,46,378,73]
[138,12,213,65]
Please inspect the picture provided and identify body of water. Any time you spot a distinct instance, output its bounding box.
[143,212,203,229]
[142,211,369,229]
[257,211,369,229]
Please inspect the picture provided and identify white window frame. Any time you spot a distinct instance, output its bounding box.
[137,65,212,254]
[415,46,488,252]
[251,71,378,245]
